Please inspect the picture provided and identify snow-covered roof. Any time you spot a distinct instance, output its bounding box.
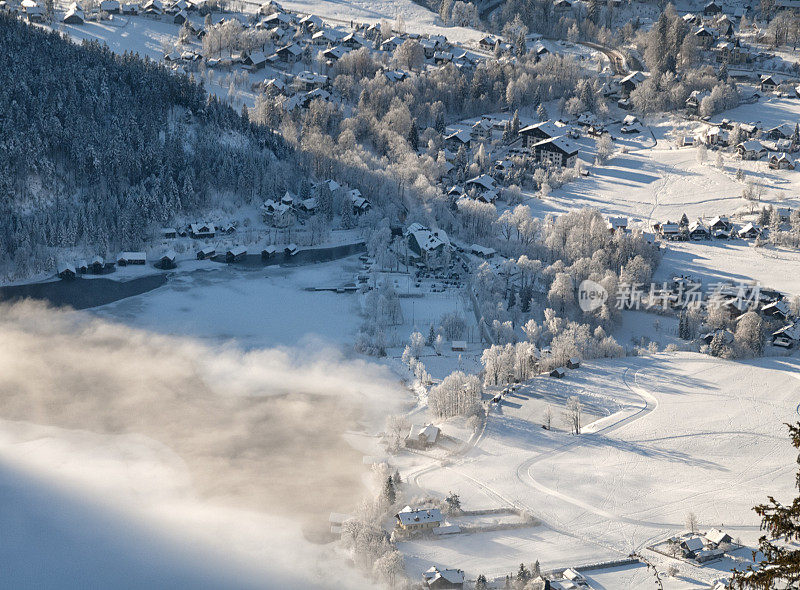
[445,129,471,144]
[397,507,443,526]
[532,135,579,155]
[423,567,465,585]
[466,174,496,190]
[774,320,800,340]
[738,139,764,152]
[227,246,247,256]
[190,223,215,233]
[58,262,76,274]
[160,250,177,261]
[682,536,705,552]
[705,529,731,545]
[520,120,561,138]
[607,216,628,229]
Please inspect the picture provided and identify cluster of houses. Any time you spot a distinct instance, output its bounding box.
[56,250,178,279]
[668,528,735,563]
[682,117,800,170]
[661,273,800,349]
[259,182,370,227]
[653,213,780,242]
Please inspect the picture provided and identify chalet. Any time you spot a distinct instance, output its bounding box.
[341,31,366,49]
[196,246,215,260]
[778,206,793,221]
[100,0,120,12]
[761,75,778,93]
[121,3,138,13]
[519,120,561,148]
[172,9,187,23]
[405,424,440,449]
[703,0,721,15]
[708,216,732,232]
[619,71,646,97]
[420,38,437,58]
[737,140,766,160]
[451,341,467,351]
[63,4,85,23]
[89,255,110,274]
[433,50,453,64]
[294,71,328,91]
[284,243,298,256]
[190,223,215,239]
[689,221,710,240]
[322,45,349,62]
[395,506,443,532]
[261,245,277,260]
[767,123,795,140]
[470,244,496,258]
[444,129,471,151]
[478,35,497,50]
[275,43,302,64]
[349,191,371,215]
[380,36,402,52]
[298,197,317,214]
[681,536,705,559]
[685,90,710,114]
[242,51,268,70]
[405,223,450,267]
[57,263,76,280]
[700,329,735,345]
[550,367,566,378]
[715,40,744,64]
[567,357,581,369]
[468,118,493,143]
[142,0,162,14]
[23,1,43,21]
[737,222,761,239]
[261,200,295,227]
[117,251,146,266]
[769,152,795,170]
[298,13,322,32]
[383,69,409,83]
[422,567,465,589]
[311,28,339,45]
[225,246,247,263]
[156,251,177,270]
[694,27,715,48]
[740,122,758,137]
[76,260,88,274]
[658,222,685,241]
[262,11,292,26]
[531,136,579,168]
[761,300,790,321]
[772,320,800,348]
[607,216,628,233]
[465,174,496,195]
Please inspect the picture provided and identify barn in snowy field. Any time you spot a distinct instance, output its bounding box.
[405,424,439,449]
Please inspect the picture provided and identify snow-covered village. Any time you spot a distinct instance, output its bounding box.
[4,0,800,587]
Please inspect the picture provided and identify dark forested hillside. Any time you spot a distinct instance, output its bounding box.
[0,14,290,277]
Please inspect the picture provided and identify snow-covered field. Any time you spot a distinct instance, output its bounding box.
[656,240,800,298]
[398,353,800,587]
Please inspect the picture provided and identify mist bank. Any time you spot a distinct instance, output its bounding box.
[0,301,404,589]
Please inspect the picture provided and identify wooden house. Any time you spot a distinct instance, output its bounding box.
[225,246,247,263]
[196,246,215,260]
[57,263,76,280]
[157,251,177,269]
